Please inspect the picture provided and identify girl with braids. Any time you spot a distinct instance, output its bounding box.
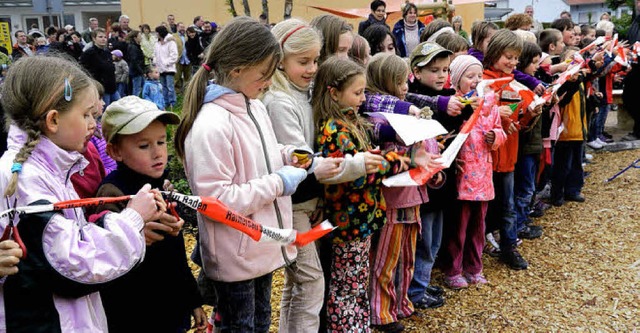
[174,16,308,332]
[0,56,162,332]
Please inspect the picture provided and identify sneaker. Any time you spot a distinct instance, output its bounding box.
[595,138,608,146]
[551,198,565,207]
[518,226,543,239]
[602,131,613,139]
[565,194,585,202]
[445,274,469,289]
[537,184,551,200]
[484,233,501,257]
[463,272,488,285]
[372,322,405,333]
[412,293,445,309]
[500,248,529,270]
[584,153,593,161]
[587,140,603,149]
[425,285,444,297]
[516,238,523,247]
[599,135,614,143]
[621,133,639,141]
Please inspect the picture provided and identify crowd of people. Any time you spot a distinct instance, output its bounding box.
[0,1,639,333]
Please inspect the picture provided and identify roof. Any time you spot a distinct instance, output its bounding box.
[565,0,605,5]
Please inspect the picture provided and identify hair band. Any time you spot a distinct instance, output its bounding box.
[281,26,306,48]
[11,162,22,174]
[202,63,212,72]
[64,78,72,102]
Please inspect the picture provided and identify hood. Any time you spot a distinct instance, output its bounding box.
[468,48,485,63]
[204,83,236,104]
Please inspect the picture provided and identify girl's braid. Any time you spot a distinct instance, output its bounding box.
[4,119,41,197]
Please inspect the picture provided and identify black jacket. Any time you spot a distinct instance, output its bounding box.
[127,42,146,76]
[80,45,117,93]
[185,36,204,65]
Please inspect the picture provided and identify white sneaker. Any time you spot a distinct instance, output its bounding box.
[585,153,593,161]
[587,140,603,149]
[595,138,607,146]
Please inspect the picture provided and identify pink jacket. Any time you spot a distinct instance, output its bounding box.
[184,90,296,282]
[456,95,506,201]
[153,34,178,73]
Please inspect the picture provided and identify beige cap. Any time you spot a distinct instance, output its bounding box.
[409,42,452,69]
[102,96,180,143]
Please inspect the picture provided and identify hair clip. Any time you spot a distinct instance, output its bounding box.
[202,63,212,72]
[64,78,72,102]
[11,162,22,174]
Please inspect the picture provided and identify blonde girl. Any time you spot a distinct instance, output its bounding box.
[310,14,354,64]
[0,56,160,332]
[262,18,345,332]
[174,16,308,332]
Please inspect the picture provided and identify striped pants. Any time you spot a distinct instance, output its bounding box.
[370,217,419,325]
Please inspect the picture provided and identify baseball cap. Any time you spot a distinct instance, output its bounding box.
[111,49,123,58]
[409,42,453,69]
[102,96,180,143]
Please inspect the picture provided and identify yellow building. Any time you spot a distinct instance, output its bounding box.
[120,0,482,34]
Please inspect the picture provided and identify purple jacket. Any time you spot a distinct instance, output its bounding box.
[0,125,145,333]
[468,47,541,91]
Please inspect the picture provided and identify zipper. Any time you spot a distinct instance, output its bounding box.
[245,97,294,266]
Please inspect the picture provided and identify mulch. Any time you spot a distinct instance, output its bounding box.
[185,149,640,332]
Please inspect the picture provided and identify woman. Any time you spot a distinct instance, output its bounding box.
[393,2,425,57]
[452,15,469,41]
[79,27,119,106]
[126,30,145,97]
[139,23,157,66]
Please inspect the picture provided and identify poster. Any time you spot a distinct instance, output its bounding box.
[0,22,11,55]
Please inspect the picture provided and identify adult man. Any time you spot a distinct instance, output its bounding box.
[199,21,215,50]
[11,30,34,61]
[525,5,544,34]
[622,0,640,141]
[358,0,389,36]
[119,15,131,37]
[174,22,191,92]
[192,16,204,33]
[560,11,572,19]
[167,14,177,33]
[82,17,99,44]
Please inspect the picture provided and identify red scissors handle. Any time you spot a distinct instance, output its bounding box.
[1,222,27,259]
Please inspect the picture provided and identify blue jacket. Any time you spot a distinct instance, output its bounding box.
[143,79,165,110]
[392,19,425,58]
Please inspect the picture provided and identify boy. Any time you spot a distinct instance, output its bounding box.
[551,18,576,47]
[96,96,207,333]
[539,28,568,75]
[143,65,165,110]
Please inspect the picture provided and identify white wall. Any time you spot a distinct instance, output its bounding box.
[497,0,570,23]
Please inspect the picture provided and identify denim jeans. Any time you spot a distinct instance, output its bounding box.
[487,171,518,249]
[160,73,176,107]
[102,91,120,108]
[213,273,273,333]
[116,82,128,98]
[551,141,584,201]
[514,154,539,232]
[131,75,144,97]
[408,205,442,302]
[589,104,610,141]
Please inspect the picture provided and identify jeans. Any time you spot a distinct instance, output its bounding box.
[408,206,442,302]
[102,91,120,108]
[160,73,176,107]
[551,141,584,201]
[116,82,128,98]
[514,154,539,232]
[213,273,273,333]
[589,104,610,141]
[131,75,144,97]
[487,171,518,249]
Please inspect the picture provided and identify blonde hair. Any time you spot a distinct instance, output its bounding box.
[270,18,322,94]
[513,29,537,43]
[310,14,352,65]
[483,29,523,69]
[1,56,95,196]
[174,16,281,161]
[312,57,370,150]
[435,32,470,53]
[366,53,409,99]
[504,13,533,31]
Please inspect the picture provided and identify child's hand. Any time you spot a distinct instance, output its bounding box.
[468,96,480,110]
[484,130,496,145]
[534,83,545,96]
[191,307,208,333]
[529,104,543,117]
[506,122,518,135]
[0,240,22,277]
[427,171,446,189]
[446,97,465,116]
[498,105,513,119]
[363,151,386,174]
[408,105,421,117]
[455,158,465,174]
[314,157,344,180]
[413,147,443,171]
[163,179,175,191]
[128,184,164,222]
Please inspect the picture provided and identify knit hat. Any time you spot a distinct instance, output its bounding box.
[102,96,180,143]
[111,49,123,58]
[449,55,483,89]
[409,42,452,69]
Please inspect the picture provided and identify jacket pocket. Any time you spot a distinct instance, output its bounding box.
[236,233,250,257]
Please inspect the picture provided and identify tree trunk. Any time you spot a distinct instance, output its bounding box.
[262,0,269,23]
[227,0,238,17]
[284,0,293,20]
[242,0,251,16]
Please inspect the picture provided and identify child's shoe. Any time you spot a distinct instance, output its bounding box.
[445,274,469,289]
[464,272,488,285]
[372,322,405,333]
[483,232,501,257]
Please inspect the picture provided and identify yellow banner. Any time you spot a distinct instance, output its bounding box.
[0,22,11,55]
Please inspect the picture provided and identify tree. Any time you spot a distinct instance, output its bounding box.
[242,0,251,16]
[606,0,637,38]
[284,0,293,20]
[227,0,238,17]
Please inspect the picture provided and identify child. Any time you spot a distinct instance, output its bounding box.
[0,55,160,332]
[551,18,576,47]
[310,14,354,64]
[483,30,541,267]
[89,80,118,175]
[112,49,129,98]
[362,24,397,56]
[94,96,207,333]
[435,32,470,60]
[0,240,22,278]
[349,34,372,67]
[261,19,346,333]
[444,54,508,287]
[174,17,308,332]
[143,65,165,110]
[363,53,442,332]
[538,28,568,75]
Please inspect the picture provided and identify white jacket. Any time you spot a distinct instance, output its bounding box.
[153,34,178,74]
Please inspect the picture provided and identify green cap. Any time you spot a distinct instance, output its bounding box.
[102,96,180,143]
[409,42,453,69]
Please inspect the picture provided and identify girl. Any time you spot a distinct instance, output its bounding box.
[363,53,442,332]
[126,30,146,97]
[262,18,347,333]
[444,54,508,288]
[174,17,308,332]
[362,24,397,56]
[0,56,160,332]
[349,34,371,67]
[140,23,157,66]
[310,14,354,65]
[312,57,430,332]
